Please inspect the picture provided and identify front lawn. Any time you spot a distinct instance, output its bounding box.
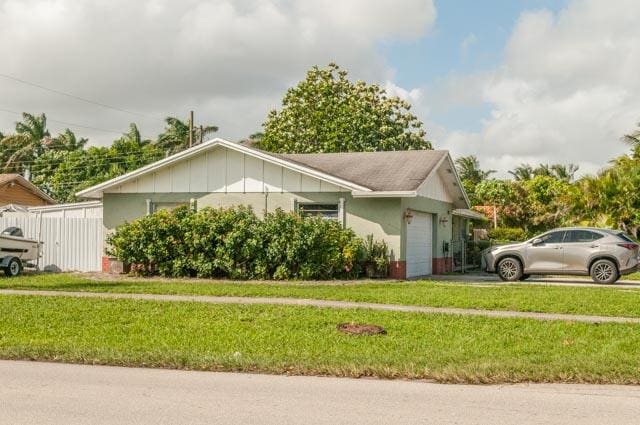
[2,273,640,318]
[1,294,640,383]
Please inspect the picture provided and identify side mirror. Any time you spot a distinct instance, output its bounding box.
[531,238,543,246]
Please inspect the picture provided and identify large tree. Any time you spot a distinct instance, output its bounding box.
[33,123,165,202]
[157,117,218,155]
[0,112,50,176]
[258,63,431,153]
[622,121,640,159]
[509,163,578,182]
[455,155,495,205]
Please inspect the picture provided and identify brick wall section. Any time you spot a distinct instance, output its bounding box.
[101,256,110,273]
[102,256,130,274]
[388,261,407,279]
[432,257,453,274]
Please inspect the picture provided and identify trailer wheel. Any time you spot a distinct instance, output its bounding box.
[4,257,22,277]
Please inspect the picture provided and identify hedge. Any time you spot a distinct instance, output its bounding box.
[487,227,528,242]
[107,206,387,280]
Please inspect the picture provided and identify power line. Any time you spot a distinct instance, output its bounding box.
[0,107,124,135]
[0,72,164,121]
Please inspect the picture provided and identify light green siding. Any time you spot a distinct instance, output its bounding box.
[103,192,403,260]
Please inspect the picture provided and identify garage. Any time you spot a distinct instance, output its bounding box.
[406,211,433,277]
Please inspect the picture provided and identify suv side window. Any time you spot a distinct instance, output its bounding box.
[540,231,565,244]
[565,230,604,243]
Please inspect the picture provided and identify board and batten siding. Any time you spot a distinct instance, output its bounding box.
[105,146,349,195]
[417,170,454,203]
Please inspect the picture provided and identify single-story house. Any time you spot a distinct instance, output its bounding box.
[78,138,474,278]
[0,174,55,207]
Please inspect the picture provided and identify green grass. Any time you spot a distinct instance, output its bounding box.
[2,273,640,318]
[2,294,640,383]
[626,272,640,281]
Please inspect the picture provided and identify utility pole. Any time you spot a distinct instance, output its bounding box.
[188,110,194,148]
[199,125,204,144]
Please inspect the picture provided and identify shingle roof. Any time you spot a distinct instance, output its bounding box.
[277,150,448,191]
[0,173,56,204]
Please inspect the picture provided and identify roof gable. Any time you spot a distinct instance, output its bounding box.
[0,174,55,205]
[77,139,368,198]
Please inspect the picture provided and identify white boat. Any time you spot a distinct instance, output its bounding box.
[0,227,42,276]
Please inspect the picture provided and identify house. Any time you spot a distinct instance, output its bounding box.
[0,174,55,207]
[77,138,474,279]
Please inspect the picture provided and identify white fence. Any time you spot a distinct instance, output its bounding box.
[0,216,103,272]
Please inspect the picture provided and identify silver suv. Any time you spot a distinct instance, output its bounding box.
[484,227,639,284]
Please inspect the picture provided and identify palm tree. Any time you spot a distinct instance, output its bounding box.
[621,122,640,159]
[52,128,88,151]
[455,155,495,185]
[509,164,534,181]
[550,163,579,182]
[0,112,50,177]
[157,117,218,154]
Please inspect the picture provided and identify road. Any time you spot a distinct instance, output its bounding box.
[2,361,640,424]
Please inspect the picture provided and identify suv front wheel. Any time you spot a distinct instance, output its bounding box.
[497,257,523,282]
[590,259,619,284]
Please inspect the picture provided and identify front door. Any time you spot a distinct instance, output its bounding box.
[525,230,566,273]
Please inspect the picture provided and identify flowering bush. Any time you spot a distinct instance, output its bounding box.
[107,206,367,280]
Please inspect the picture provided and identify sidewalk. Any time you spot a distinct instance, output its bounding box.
[2,288,639,324]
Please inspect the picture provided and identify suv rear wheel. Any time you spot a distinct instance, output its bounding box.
[590,259,619,284]
[497,257,523,282]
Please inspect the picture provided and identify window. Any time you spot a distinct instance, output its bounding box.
[153,202,187,212]
[564,230,604,243]
[298,203,339,220]
[539,231,565,244]
[619,233,637,243]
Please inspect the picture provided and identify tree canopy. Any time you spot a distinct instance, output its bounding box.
[258,63,431,153]
[0,113,217,203]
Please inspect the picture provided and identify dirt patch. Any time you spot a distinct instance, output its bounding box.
[337,323,387,336]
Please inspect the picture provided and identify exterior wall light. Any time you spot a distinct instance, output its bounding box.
[403,208,414,224]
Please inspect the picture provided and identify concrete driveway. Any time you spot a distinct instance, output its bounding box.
[433,273,640,288]
[2,360,640,425]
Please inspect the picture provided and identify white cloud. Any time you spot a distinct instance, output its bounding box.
[437,0,640,177]
[0,0,436,144]
[460,33,477,54]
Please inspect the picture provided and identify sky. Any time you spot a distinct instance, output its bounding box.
[1,0,639,177]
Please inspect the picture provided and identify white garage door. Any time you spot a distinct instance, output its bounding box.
[406,212,433,277]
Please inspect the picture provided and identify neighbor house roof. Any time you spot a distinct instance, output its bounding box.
[0,174,56,205]
[76,138,469,207]
[277,150,448,192]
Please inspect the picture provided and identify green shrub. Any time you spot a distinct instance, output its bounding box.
[361,234,389,278]
[107,206,367,280]
[487,227,527,242]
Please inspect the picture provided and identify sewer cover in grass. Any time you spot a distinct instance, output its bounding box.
[337,323,386,336]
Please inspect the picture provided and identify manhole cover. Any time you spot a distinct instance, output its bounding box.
[337,323,386,336]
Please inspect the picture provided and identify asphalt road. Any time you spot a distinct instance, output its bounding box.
[2,361,640,424]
